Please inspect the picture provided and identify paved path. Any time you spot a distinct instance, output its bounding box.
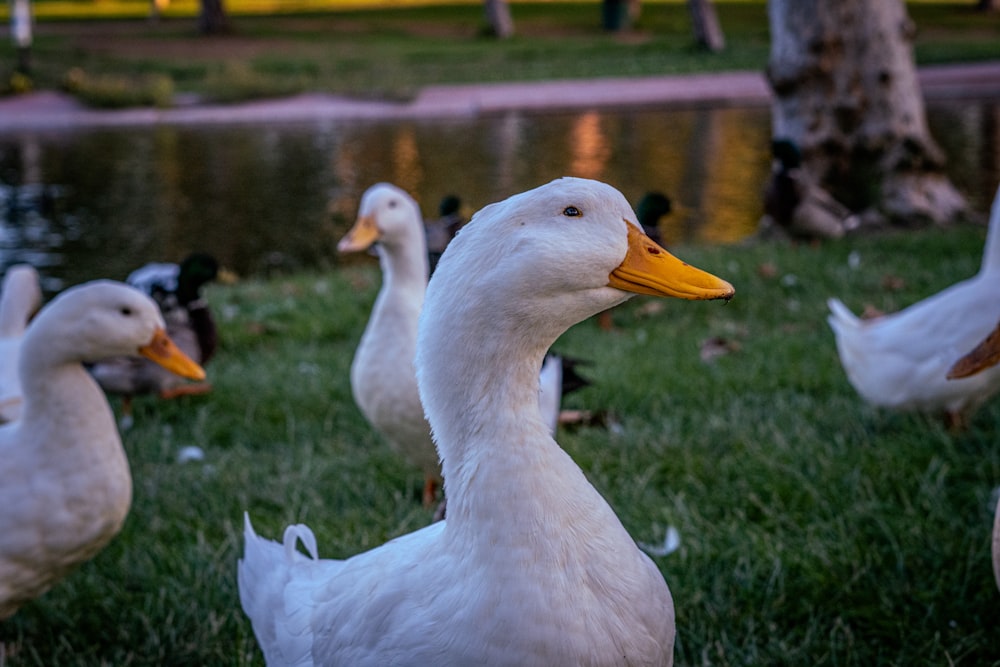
[1,61,999,131]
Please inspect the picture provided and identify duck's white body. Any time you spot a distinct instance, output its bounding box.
[828,185,1000,424]
[0,281,204,619]
[240,177,735,665]
[0,265,42,423]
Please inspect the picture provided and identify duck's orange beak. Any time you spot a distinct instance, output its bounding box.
[608,224,735,301]
[139,328,206,380]
[338,214,381,253]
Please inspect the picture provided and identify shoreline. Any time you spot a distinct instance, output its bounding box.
[1,60,1000,132]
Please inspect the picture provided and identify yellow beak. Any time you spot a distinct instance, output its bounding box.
[608,223,735,301]
[337,214,381,253]
[948,322,1000,379]
[139,328,206,381]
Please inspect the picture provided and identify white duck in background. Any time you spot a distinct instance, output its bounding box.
[338,183,591,509]
[947,319,1000,593]
[0,264,42,423]
[337,183,440,507]
[827,184,1000,429]
[240,177,735,665]
[0,281,204,619]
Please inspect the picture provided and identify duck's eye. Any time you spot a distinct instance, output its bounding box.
[563,206,582,217]
[389,199,398,208]
[119,306,133,316]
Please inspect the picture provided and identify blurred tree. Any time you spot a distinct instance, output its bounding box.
[483,0,514,38]
[689,0,725,51]
[199,0,231,34]
[766,0,968,227]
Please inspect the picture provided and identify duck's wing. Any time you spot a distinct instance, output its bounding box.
[240,514,449,665]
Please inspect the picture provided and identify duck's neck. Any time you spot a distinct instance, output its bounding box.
[420,312,619,539]
[17,335,122,461]
[0,287,32,337]
[981,190,1000,273]
[366,238,428,341]
[379,235,429,296]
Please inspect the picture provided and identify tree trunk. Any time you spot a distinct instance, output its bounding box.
[198,0,231,35]
[483,0,514,39]
[601,0,629,31]
[766,0,967,227]
[978,0,997,12]
[688,0,725,52]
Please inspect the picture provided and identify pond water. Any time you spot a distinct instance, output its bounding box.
[1,98,999,292]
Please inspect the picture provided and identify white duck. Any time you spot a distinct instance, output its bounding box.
[337,183,441,507]
[947,320,1000,592]
[0,280,205,619]
[239,177,735,665]
[827,184,1000,428]
[338,183,588,509]
[0,264,42,423]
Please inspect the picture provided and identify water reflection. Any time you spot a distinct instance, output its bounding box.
[1,99,998,291]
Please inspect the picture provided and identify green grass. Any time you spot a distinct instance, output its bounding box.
[2,226,999,664]
[1,2,998,105]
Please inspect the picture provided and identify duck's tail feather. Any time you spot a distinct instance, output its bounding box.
[826,297,860,333]
[238,512,326,667]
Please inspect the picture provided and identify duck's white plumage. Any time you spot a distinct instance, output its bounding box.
[827,184,1000,425]
[0,264,42,423]
[0,280,205,619]
[239,177,735,666]
[337,183,440,504]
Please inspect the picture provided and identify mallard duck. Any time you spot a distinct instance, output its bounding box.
[761,138,860,241]
[0,280,204,619]
[89,253,219,424]
[636,191,672,246]
[425,194,465,275]
[0,264,42,423]
[947,320,1000,592]
[828,185,1000,428]
[239,177,734,665]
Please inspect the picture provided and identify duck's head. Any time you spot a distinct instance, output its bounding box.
[338,183,423,254]
[438,194,462,217]
[636,191,673,227]
[176,252,220,304]
[423,177,734,344]
[34,281,206,380]
[772,138,803,170]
